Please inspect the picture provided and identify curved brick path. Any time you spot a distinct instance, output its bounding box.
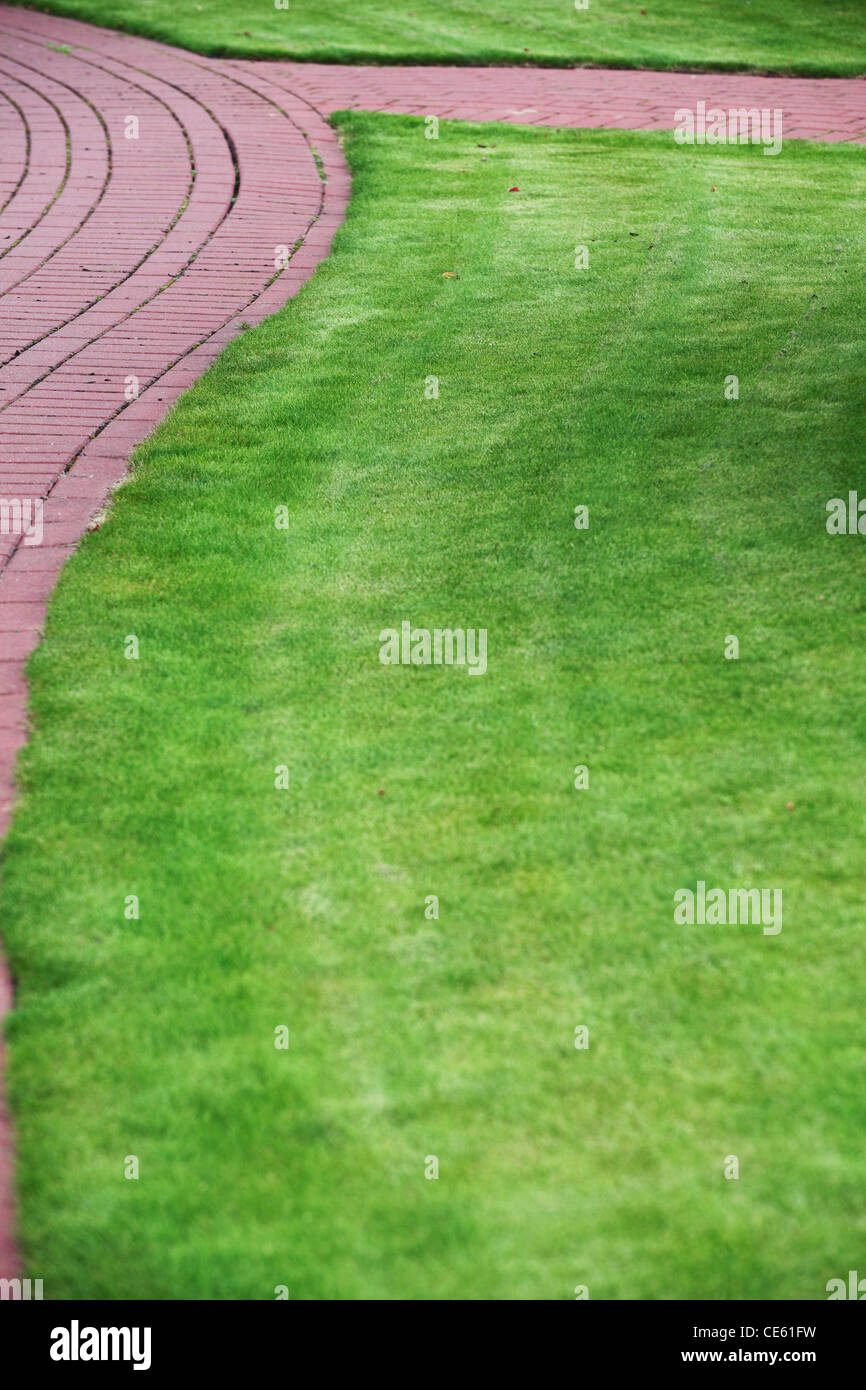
[0,5,864,1284]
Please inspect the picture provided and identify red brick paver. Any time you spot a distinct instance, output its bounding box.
[0,3,864,1282]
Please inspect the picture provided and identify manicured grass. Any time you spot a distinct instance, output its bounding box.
[8,0,866,75]
[3,114,866,1299]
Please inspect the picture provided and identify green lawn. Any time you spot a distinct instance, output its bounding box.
[2,114,866,1299]
[8,0,866,75]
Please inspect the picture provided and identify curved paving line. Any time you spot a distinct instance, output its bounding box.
[0,0,863,1284]
[0,67,73,267]
[0,39,337,511]
[0,85,32,219]
[0,58,106,292]
[0,23,342,412]
[0,39,198,354]
[0,93,333,533]
[0,36,197,362]
[0,44,232,398]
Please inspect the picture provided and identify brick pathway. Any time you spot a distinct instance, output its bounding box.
[0,3,864,1282]
[248,58,866,144]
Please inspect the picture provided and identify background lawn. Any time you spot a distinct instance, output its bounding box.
[2,114,865,1298]
[6,0,866,75]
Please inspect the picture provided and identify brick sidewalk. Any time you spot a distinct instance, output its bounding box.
[0,2,864,1282]
[246,58,866,143]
